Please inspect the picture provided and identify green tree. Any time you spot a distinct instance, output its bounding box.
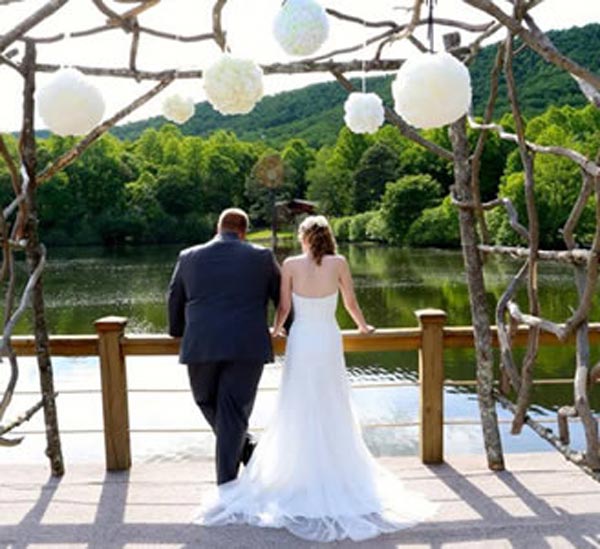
[135,128,163,168]
[329,126,372,173]
[306,147,352,216]
[380,174,443,244]
[155,165,201,216]
[281,138,316,198]
[352,142,400,212]
[406,196,460,248]
[126,171,173,242]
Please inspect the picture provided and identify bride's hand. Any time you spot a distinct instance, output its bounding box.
[359,324,375,335]
[270,326,286,337]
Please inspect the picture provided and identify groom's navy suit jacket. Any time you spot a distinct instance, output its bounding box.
[167,232,281,365]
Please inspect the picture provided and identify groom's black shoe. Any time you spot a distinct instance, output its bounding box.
[241,437,257,466]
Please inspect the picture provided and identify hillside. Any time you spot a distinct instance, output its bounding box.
[111,23,600,147]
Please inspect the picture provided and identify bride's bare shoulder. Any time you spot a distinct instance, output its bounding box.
[324,254,348,265]
[282,254,306,268]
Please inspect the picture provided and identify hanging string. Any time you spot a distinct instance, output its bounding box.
[425,0,437,53]
[361,17,367,93]
[61,31,72,69]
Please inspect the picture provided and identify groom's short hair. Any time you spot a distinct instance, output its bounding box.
[218,208,249,235]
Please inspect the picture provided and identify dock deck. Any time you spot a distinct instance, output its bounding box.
[1,452,599,548]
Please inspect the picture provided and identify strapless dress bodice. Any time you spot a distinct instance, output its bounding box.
[291,291,338,323]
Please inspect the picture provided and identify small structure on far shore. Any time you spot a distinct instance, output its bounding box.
[276,198,317,218]
[275,199,318,246]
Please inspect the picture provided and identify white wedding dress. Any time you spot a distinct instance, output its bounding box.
[199,291,437,542]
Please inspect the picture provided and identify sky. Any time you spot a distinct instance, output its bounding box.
[0,0,598,132]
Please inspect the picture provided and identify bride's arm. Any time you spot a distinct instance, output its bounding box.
[338,257,374,334]
[272,260,292,336]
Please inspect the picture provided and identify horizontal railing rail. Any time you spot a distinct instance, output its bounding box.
[10,311,597,471]
[10,377,576,397]
[11,323,600,356]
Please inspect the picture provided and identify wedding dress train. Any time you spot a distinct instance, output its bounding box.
[199,291,437,542]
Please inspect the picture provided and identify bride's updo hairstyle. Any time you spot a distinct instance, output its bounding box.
[298,215,337,266]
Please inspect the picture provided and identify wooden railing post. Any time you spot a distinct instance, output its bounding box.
[95,316,130,471]
[416,308,447,464]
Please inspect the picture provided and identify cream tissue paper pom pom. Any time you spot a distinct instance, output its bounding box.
[37,68,105,136]
[344,92,385,134]
[162,94,195,124]
[273,0,329,56]
[203,55,264,115]
[392,52,471,129]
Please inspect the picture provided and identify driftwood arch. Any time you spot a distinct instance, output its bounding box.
[0,0,598,478]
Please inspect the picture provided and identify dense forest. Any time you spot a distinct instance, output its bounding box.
[1,25,598,249]
[112,24,600,148]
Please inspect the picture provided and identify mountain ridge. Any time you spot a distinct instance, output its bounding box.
[111,23,600,147]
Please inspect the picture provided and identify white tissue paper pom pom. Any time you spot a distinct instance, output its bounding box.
[203,55,264,115]
[37,68,105,136]
[344,92,385,134]
[162,94,195,124]
[392,52,471,129]
[273,0,329,56]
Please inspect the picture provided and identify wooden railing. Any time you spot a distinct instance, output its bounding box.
[11,309,598,471]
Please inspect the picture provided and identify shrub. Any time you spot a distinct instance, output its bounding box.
[330,216,351,242]
[366,211,386,242]
[380,174,443,244]
[349,211,377,242]
[406,196,460,248]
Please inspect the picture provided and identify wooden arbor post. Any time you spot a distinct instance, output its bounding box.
[416,309,447,464]
[95,316,131,471]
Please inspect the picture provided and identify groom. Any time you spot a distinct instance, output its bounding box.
[167,208,283,484]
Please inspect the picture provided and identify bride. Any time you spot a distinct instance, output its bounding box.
[199,215,437,542]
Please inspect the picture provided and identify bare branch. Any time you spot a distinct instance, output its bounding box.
[496,261,528,393]
[523,13,600,107]
[462,0,600,92]
[563,172,594,250]
[2,193,26,219]
[0,0,70,53]
[212,0,228,52]
[24,25,214,44]
[453,197,530,242]
[0,351,18,423]
[478,245,591,264]
[504,27,540,435]
[464,23,503,64]
[34,58,412,79]
[494,390,600,480]
[561,178,600,343]
[326,8,495,33]
[0,243,47,356]
[384,0,424,50]
[470,42,505,243]
[0,395,51,444]
[128,19,140,77]
[507,301,564,340]
[302,28,398,64]
[0,53,22,73]
[467,117,599,178]
[557,405,577,445]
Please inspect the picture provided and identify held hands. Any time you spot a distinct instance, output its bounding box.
[270,326,287,338]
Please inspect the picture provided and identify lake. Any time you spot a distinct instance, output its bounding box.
[2,242,598,465]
